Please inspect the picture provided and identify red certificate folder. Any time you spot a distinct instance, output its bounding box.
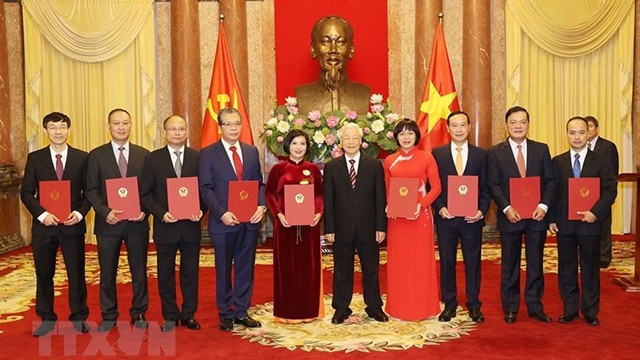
[568,178,600,220]
[39,180,71,220]
[167,177,200,220]
[509,176,540,219]
[387,177,419,218]
[447,175,478,217]
[228,180,258,222]
[106,177,141,220]
[284,184,315,226]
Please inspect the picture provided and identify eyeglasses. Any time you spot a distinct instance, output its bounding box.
[220,122,242,128]
[165,127,187,132]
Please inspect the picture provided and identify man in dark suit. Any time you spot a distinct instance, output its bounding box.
[549,116,617,326]
[20,112,91,336]
[585,115,619,268]
[487,106,556,324]
[323,122,388,324]
[140,115,204,332]
[86,108,150,332]
[432,111,490,323]
[199,107,266,332]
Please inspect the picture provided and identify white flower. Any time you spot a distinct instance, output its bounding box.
[285,96,297,106]
[266,117,278,126]
[371,119,385,134]
[385,112,400,122]
[313,130,326,144]
[287,114,294,121]
[276,120,290,133]
[370,94,384,104]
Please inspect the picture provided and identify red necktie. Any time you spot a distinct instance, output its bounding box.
[55,154,63,180]
[230,146,243,180]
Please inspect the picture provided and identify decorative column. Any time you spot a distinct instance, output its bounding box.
[171,0,203,148]
[0,0,23,254]
[219,0,249,114]
[415,0,442,110]
[462,0,491,148]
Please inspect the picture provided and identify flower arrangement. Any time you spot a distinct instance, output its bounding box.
[261,94,401,162]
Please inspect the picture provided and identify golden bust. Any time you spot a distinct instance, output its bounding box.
[295,16,371,116]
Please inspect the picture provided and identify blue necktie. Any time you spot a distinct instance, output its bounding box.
[573,154,581,178]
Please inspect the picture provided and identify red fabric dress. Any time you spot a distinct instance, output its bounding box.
[265,159,324,320]
[383,147,442,320]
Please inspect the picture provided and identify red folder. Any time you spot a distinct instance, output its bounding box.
[387,177,419,218]
[106,177,141,220]
[568,178,600,220]
[39,180,71,220]
[284,184,315,226]
[228,180,258,222]
[509,176,540,219]
[167,177,200,220]
[447,175,479,217]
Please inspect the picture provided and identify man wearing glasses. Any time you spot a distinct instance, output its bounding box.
[199,107,266,332]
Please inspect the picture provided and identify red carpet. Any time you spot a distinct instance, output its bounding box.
[0,238,639,359]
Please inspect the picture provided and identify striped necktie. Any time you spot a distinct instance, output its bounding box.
[349,159,356,189]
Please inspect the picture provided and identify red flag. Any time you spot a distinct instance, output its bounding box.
[201,24,253,148]
[416,23,460,152]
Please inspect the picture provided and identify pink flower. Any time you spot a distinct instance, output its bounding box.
[308,110,321,121]
[326,116,339,128]
[346,110,358,120]
[361,142,369,149]
[314,120,322,127]
[294,117,306,126]
[287,105,299,115]
[386,131,394,139]
[276,136,284,143]
[277,113,285,120]
[371,104,384,114]
[325,134,336,146]
[362,127,371,134]
[265,130,273,136]
[332,148,344,158]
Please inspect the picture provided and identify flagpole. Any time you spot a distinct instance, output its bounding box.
[438,12,443,24]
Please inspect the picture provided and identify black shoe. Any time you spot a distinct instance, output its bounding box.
[558,313,578,324]
[331,310,350,324]
[131,314,148,329]
[438,307,457,322]
[161,320,178,332]
[504,311,517,324]
[33,321,56,337]
[72,321,90,333]
[180,318,201,330]
[599,261,610,269]
[585,315,600,326]
[528,311,552,323]
[469,308,485,323]
[366,308,389,322]
[97,320,116,332]
[219,318,234,332]
[234,315,261,328]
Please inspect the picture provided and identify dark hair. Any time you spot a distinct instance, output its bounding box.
[218,107,241,124]
[392,118,421,146]
[447,110,470,125]
[584,115,599,128]
[566,116,588,130]
[283,129,310,156]
[108,108,131,123]
[43,112,71,128]
[312,16,353,42]
[504,106,529,123]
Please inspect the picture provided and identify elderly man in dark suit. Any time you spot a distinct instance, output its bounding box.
[323,122,388,324]
[199,107,266,332]
[141,115,205,332]
[584,115,619,268]
[549,116,617,326]
[432,111,490,323]
[487,106,556,324]
[86,108,150,332]
[20,112,92,336]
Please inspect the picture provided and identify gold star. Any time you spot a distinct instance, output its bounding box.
[419,82,457,132]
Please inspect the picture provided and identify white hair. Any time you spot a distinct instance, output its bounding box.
[338,122,363,139]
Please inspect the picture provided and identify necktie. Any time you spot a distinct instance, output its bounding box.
[516,144,526,177]
[55,154,64,180]
[230,146,243,180]
[349,159,356,189]
[118,147,127,178]
[455,147,464,175]
[588,142,592,150]
[174,150,182,177]
[573,153,581,178]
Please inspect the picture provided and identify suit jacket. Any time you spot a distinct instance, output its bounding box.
[432,143,491,228]
[199,141,265,234]
[140,146,205,244]
[323,153,387,242]
[487,138,556,232]
[593,136,619,175]
[20,145,92,237]
[86,142,150,235]
[549,150,617,235]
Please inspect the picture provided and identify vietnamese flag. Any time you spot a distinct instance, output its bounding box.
[416,23,459,152]
[201,23,253,148]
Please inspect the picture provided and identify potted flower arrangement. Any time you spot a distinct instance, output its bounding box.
[261,94,401,163]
